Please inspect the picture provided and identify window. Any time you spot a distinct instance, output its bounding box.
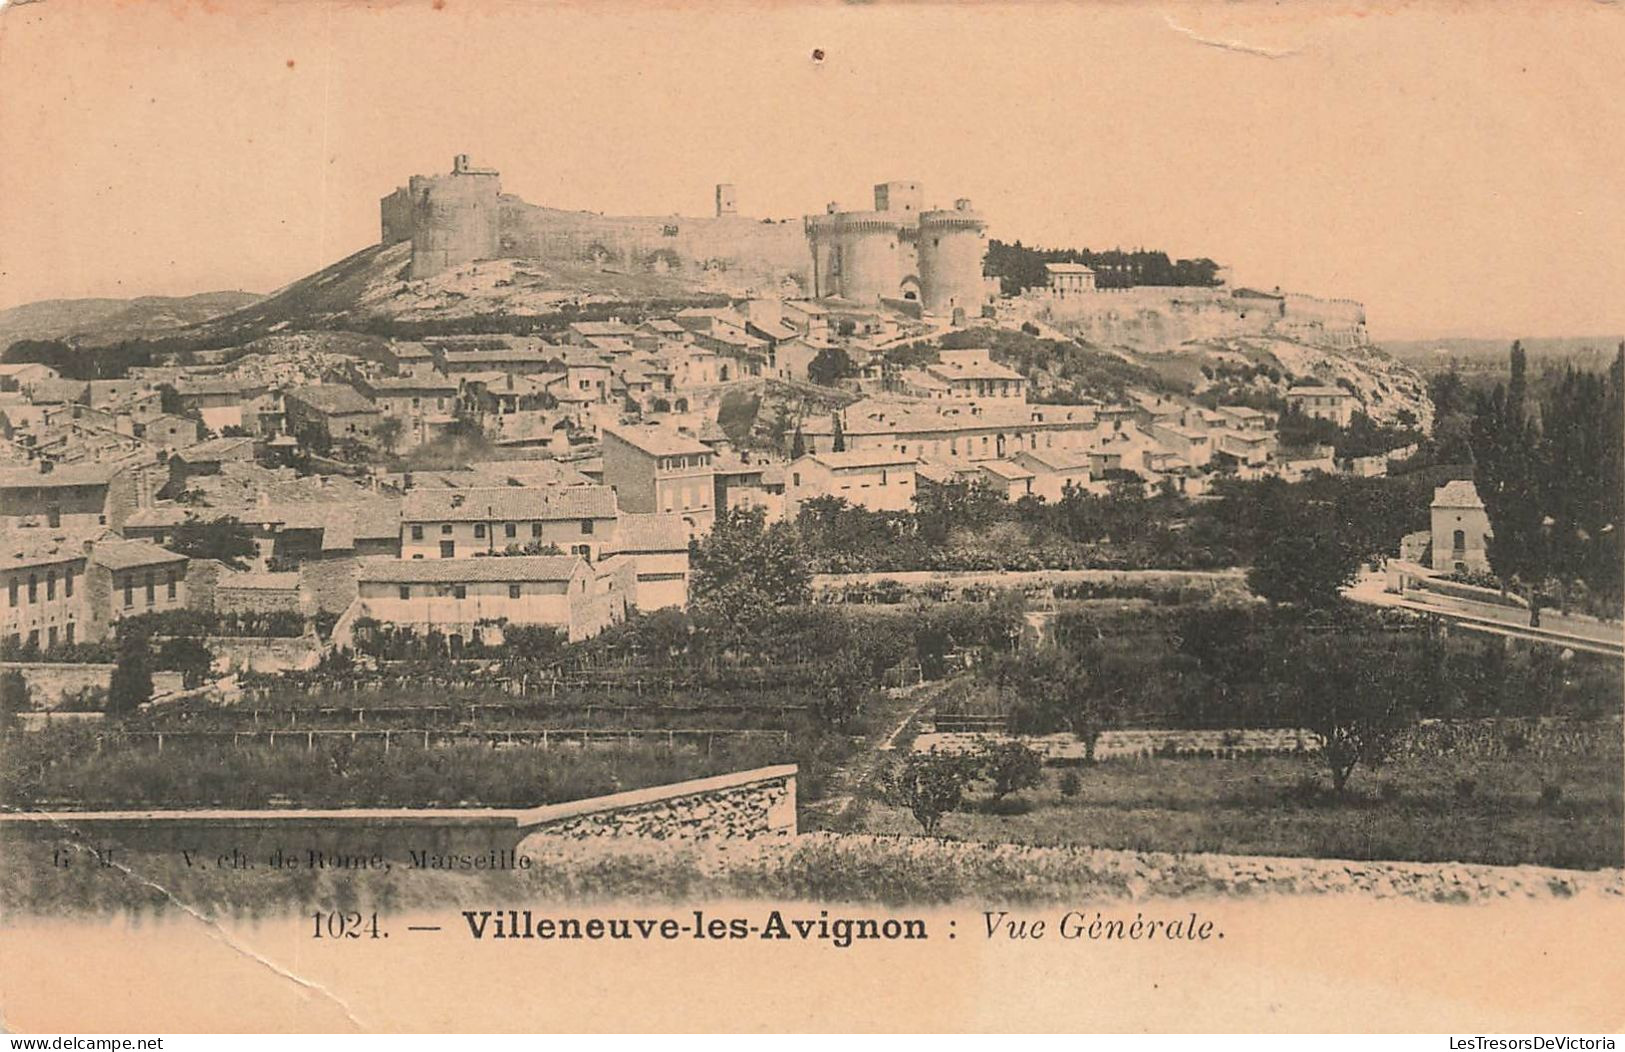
[508,584,521,599]
[124,578,134,608]
[580,519,595,535]
[65,623,74,645]
[145,573,155,606]
[1453,529,1466,551]
[47,505,61,528]
[474,524,486,539]
[505,523,517,539]
[47,626,57,649]
[167,571,178,600]
[399,585,411,599]
[440,541,455,558]
[453,585,467,600]
[411,525,424,540]
[531,523,543,538]
[572,544,591,558]
[64,568,75,597]
[27,630,38,649]
[7,578,15,607]
[27,575,37,603]
[441,524,453,535]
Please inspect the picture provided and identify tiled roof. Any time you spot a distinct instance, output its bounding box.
[979,459,1036,480]
[1286,385,1350,399]
[89,539,186,570]
[0,528,100,569]
[402,485,617,523]
[466,461,595,488]
[569,321,637,337]
[176,436,256,461]
[608,513,689,554]
[0,463,120,488]
[287,384,375,415]
[363,376,458,394]
[804,449,918,470]
[1432,480,1484,509]
[358,555,585,584]
[603,425,710,457]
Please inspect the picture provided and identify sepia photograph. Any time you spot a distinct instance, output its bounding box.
[0,0,1621,1035]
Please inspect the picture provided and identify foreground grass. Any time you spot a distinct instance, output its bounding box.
[859,750,1625,871]
[4,828,1620,920]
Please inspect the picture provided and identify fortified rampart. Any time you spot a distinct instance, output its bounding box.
[382,158,988,312]
[1020,285,1369,350]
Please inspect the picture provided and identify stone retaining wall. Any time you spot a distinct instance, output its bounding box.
[2,663,184,709]
[517,764,798,845]
[916,727,1309,761]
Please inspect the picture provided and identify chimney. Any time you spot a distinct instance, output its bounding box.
[451,493,466,509]
[38,460,53,475]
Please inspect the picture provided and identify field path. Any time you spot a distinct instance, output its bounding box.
[801,676,959,831]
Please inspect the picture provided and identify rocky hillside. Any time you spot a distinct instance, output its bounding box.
[184,242,727,346]
[1025,289,1433,428]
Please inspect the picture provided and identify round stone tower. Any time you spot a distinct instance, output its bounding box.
[407,157,502,279]
[806,210,904,304]
[916,198,987,317]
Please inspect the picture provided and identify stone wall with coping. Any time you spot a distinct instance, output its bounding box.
[516,764,798,845]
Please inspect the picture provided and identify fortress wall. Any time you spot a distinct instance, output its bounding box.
[380,188,415,246]
[1282,292,1366,328]
[493,203,811,292]
[1032,286,1369,351]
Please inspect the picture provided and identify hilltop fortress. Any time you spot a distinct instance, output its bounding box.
[380,156,989,316]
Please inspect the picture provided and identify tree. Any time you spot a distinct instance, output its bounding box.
[156,636,214,689]
[812,649,867,730]
[1295,638,1417,794]
[1246,518,1362,608]
[0,668,29,728]
[807,347,854,388]
[997,645,1115,761]
[107,633,154,714]
[166,517,258,570]
[977,739,1043,800]
[690,507,811,643]
[884,751,976,835]
[373,416,405,452]
[830,413,847,453]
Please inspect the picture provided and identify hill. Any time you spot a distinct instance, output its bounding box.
[0,290,261,349]
[1019,288,1433,428]
[185,241,730,345]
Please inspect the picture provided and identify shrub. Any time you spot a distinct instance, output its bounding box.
[155,636,215,689]
[106,634,154,715]
[977,740,1043,801]
[1454,777,1477,801]
[1058,770,1081,798]
[1539,784,1564,810]
[883,751,977,835]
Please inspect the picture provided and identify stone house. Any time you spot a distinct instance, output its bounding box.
[601,425,716,535]
[353,554,620,644]
[1430,479,1493,574]
[400,485,619,562]
[284,385,380,450]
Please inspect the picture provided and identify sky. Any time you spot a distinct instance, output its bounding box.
[1,1,1622,341]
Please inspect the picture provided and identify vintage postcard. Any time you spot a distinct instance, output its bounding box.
[0,0,1621,1035]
